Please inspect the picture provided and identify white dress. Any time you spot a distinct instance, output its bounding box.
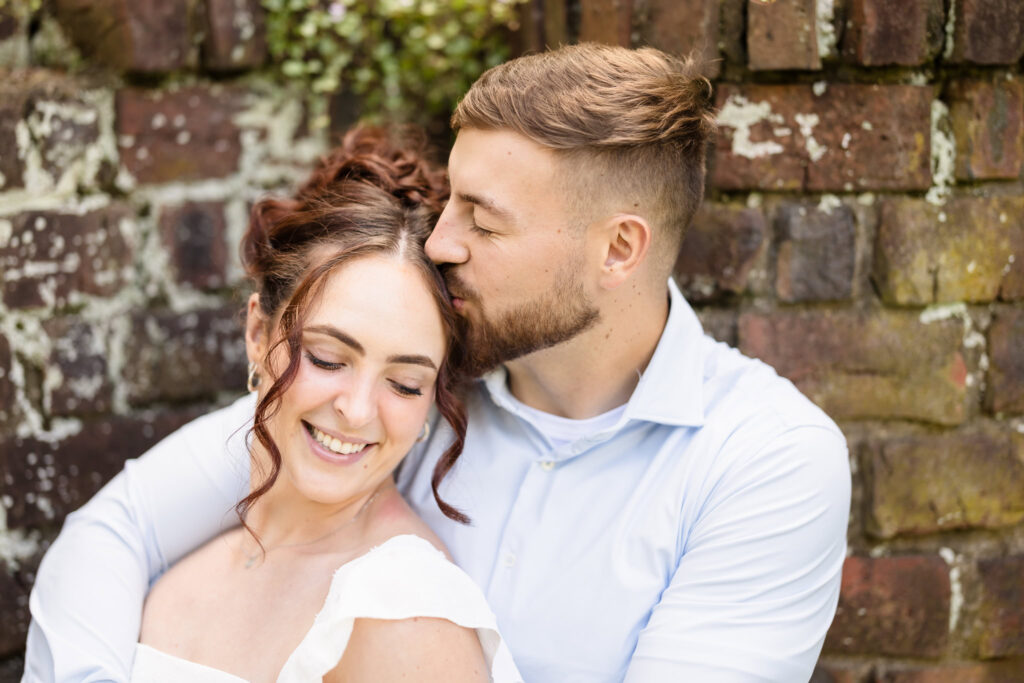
[130,534,523,682]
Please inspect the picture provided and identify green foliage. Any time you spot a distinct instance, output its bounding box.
[262,0,525,126]
[0,0,43,13]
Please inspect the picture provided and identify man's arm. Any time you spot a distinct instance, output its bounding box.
[23,395,254,683]
[625,425,851,682]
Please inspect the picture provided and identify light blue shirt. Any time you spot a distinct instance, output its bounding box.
[25,280,850,682]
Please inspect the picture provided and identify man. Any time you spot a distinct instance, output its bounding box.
[26,44,850,682]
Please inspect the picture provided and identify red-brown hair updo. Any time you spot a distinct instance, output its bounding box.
[238,126,468,525]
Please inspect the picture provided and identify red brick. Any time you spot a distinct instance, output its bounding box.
[878,662,1024,682]
[987,309,1024,414]
[713,84,932,192]
[695,308,737,347]
[811,661,872,683]
[116,85,245,183]
[673,203,766,302]
[122,307,246,406]
[747,0,820,71]
[202,0,266,72]
[873,197,1023,305]
[159,201,229,290]
[825,555,950,657]
[0,548,42,657]
[738,310,967,425]
[775,202,856,302]
[0,205,134,309]
[950,80,1024,181]
[579,0,632,46]
[0,69,94,191]
[53,0,196,74]
[718,0,746,70]
[635,0,720,78]
[841,0,944,66]
[43,318,113,417]
[976,555,1024,657]
[0,411,200,530]
[948,0,1024,65]
[862,428,1024,538]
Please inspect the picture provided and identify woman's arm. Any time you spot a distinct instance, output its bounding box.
[24,395,254,683]
[326,617,489,683]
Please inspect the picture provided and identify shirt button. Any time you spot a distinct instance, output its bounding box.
[502,552,517,568]
[539,460,555,472]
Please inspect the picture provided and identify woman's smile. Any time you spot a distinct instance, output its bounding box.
[302,420,377,466]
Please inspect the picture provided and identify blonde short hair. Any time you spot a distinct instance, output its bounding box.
[453,43,716,258]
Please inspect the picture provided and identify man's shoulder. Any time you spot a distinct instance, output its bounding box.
[143,392,255,457]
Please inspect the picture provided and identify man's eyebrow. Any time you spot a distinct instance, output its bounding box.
[304,325,364,355]
[305,326,437,370]
[458,191,515,223]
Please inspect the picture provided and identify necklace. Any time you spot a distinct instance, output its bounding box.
[243,489,381,569]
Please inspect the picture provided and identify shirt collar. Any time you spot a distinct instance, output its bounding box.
[480,278,706,428]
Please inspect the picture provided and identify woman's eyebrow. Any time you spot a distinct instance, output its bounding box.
[305,325,437,370]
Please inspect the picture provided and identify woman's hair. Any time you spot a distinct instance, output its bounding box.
[238,126,468,525]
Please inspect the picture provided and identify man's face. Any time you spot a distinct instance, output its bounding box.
[425,129,599,377]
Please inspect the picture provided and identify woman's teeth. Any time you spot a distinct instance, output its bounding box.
[310,425,368,455]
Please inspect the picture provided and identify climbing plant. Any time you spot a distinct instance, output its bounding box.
[262,0,525,125]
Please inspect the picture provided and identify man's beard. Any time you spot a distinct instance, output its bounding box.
[444,266,600,378]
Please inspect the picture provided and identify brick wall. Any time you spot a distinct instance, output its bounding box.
[1,0,1022,679]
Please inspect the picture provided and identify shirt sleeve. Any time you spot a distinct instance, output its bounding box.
[23,397,253,683]
[624,425,851,683]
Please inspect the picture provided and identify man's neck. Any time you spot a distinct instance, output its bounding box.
[503,283,670,419]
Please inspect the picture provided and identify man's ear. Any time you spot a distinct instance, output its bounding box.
[595,213,652,290]
[245,292,270,367]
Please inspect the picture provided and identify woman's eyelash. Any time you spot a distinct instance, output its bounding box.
[391,382,423,397]
[305,351,343,370]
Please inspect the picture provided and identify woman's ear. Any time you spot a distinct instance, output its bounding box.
[245,293,269,367]
[596,213,652,290]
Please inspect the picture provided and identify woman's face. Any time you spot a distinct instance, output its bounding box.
[250,254,447,507]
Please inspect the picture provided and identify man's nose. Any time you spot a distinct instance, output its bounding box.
[426,205,470,265]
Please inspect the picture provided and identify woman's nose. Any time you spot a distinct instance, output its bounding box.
[332,377,377,428]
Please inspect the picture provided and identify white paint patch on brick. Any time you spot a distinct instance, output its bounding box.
[816,0,837,58]
[938,547,963,634]
[795,112,827,162]
[926,100,956,206]
[716,95,785,160]
[817,194,842,214]
[944,0,957,59]
[0,505,42,573]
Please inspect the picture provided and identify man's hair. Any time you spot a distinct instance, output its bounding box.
[452,42,716,264]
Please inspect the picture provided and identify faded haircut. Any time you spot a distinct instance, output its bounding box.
[452,42,717,268]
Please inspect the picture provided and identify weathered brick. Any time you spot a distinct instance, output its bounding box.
[738,310,967,425]
[579,0,632,46]
[0,333,15,430]
[695,308,737,347]
[948,0,1024,65]
[841,0,944,66]
[53,0,195,74]
[159,201,229,290]
[878,662,1024,682]
[775,202,856,302]
[949,80,1024,181]
[873,197,1023,305]
[862,428,1024,538]
[713,84,932,192]
[0,548,41,657]
[203,0,266,72]
[674,204,766,302]
[0,411,200,530]
[43,318,113,417]
[811,661,872,683]
[0,204,134,309]
[0,2,30,68]
[747,0,820,71]
[987,309,1024,414]
[976,555,1024,657]
[122,307,246,406]
[116,85,245,184]
[824,555,950,657]
[635,0,720,78]
[0,69,99,192]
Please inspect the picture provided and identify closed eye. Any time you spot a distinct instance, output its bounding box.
[390,381,423,397]
[305,351,345,370]
[469,222,495,237]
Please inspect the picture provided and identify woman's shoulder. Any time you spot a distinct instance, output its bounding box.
[361,487,450,558]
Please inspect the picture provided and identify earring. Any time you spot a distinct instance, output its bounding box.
[416,421,431,443]
[246,362,261,393]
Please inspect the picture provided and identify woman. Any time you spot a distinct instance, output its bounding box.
[130,129,521,682]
